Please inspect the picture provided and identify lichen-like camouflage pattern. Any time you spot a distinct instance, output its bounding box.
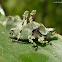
[3,10,55,50]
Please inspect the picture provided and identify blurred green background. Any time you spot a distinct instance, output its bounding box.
[0,0,62,34]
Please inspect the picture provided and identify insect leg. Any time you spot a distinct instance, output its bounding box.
[29,39,36,46]
[29,39,38,50]
[12,33,20,42]
[12,39,19,42]
[28,35,38,50]
[38,36,48,44]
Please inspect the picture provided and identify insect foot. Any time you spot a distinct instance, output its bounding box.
[35,45,38,51]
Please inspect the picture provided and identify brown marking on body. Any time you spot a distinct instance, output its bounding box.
[31,14,35,21]
[36,25,42,29]
[27,16,30,24]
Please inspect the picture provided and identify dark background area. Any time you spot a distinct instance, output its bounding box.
[0,0,62,34]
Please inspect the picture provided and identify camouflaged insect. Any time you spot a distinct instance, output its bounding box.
[3,10,55,50]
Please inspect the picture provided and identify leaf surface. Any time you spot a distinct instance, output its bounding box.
[0,20,62,62]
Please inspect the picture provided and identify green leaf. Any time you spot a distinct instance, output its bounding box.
[0,23,62,62]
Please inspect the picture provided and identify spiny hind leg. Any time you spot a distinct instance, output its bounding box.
[28,35,38,50]
[29,39,38,50]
